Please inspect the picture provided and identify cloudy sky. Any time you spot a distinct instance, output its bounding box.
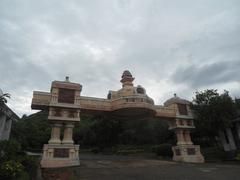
[1,0,240,116]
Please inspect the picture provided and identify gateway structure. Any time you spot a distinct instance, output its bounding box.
[31,70,204,168]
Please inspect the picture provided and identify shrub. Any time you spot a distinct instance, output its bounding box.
[236,154,240,161]
[201,147,226,161]
[235,152,240,161]
[91,147,100,154]
[116,149,144,155]
[0,160,24,180]
[0,140,38,179]
[0,140,21,163]
[152,144,173,157]
[20,156,38,177]
[235,154,240,161]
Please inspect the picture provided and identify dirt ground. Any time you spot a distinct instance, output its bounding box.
[42,154,240,180]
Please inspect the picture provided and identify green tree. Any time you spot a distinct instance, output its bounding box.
[191,89,237,146]
[0,90,10,104]
[11,111,50,151]
[0,140,22,163]
[235,98,240,110]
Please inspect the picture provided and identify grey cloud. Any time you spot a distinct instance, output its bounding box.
[171,61,240,88]
[0,0,240,115]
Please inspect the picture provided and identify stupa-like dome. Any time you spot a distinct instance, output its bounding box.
[164,94,189,107]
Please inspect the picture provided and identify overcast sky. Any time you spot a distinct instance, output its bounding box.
[1,0,240,117]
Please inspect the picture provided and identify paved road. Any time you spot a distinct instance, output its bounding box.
[42,154,240,180]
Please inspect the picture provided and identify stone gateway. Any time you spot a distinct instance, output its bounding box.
[31,71,204,168]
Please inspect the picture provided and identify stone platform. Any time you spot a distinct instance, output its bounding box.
[172,145,204,163]
[41,144,80,168]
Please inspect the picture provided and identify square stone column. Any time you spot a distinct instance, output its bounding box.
[48,123,62,144]
[172,145,205,163]
[62,123,74,144]
[176,130,185,145]
[41,144,80,168]
[237,123,240,139]
[32,77,82,168]
[173,129,204,163]
[184,131,193,145]
[41,121,80,168]
[0,115,6,140]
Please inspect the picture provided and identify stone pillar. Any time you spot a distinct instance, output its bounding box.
[219,130,230,151]
[2,118,13,140]
[0,115,6,140]
[184,131,193,145]
[48,123,62,144]
[173,128,204,163]
[62,123,74,144]
[226,128,237,150]
[236,123,240,140]
[176,130,185,145]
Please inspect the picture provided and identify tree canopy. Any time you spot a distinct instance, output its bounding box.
[11,111,174,151]
[191,89,237,144]
[0,91,10,104]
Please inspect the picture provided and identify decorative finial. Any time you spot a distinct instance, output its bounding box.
[122,70,132,78]
[65,76,70,82]
[120,70,135,87]
[174,93,177,97]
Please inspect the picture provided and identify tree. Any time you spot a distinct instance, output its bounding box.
[0,89,10,104]
[235,98,240,110]
[191,89,237,146]
[11,111,50,151]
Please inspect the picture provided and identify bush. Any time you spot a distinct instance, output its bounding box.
[0,160,24,180]
[19,156,38,177]
[201,147,226,161]
[0,140,21,163]
[116,149,144,155]
[152,144,173,157]
[91,147,100,154]
[0,140,38,179]
[235,152,240,161]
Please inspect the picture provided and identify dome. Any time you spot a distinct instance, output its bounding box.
[136,85,146,94]
[164,94,190,107]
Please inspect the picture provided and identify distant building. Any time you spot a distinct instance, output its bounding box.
[0,103,19,140]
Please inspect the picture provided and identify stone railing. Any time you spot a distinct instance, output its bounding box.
[155,106,176,118]
[80,96,111,111]
[111,96,155,111]
[31,91,51,109]
[80,96,156,112]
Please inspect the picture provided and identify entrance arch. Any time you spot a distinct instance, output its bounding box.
[31,71,204,168]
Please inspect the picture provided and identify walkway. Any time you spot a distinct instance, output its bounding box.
[42,154,240,180]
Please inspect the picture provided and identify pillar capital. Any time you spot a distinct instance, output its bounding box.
[64,123,74,128]
[52,123,63,127]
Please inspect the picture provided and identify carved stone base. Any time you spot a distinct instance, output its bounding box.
[41,144,80,168]
[172,145,205,163]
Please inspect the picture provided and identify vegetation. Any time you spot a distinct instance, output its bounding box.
[73,116,174,149]
[201,147,226,162]
[191,89,238,146]
[151,143,173,157]
[11,112,175,155]
[0,160,24,180]
[0,91,10,104]
[11,111,50,151]
[235,152,240,161]
[8,88,240,162]
[0,140,38,180]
